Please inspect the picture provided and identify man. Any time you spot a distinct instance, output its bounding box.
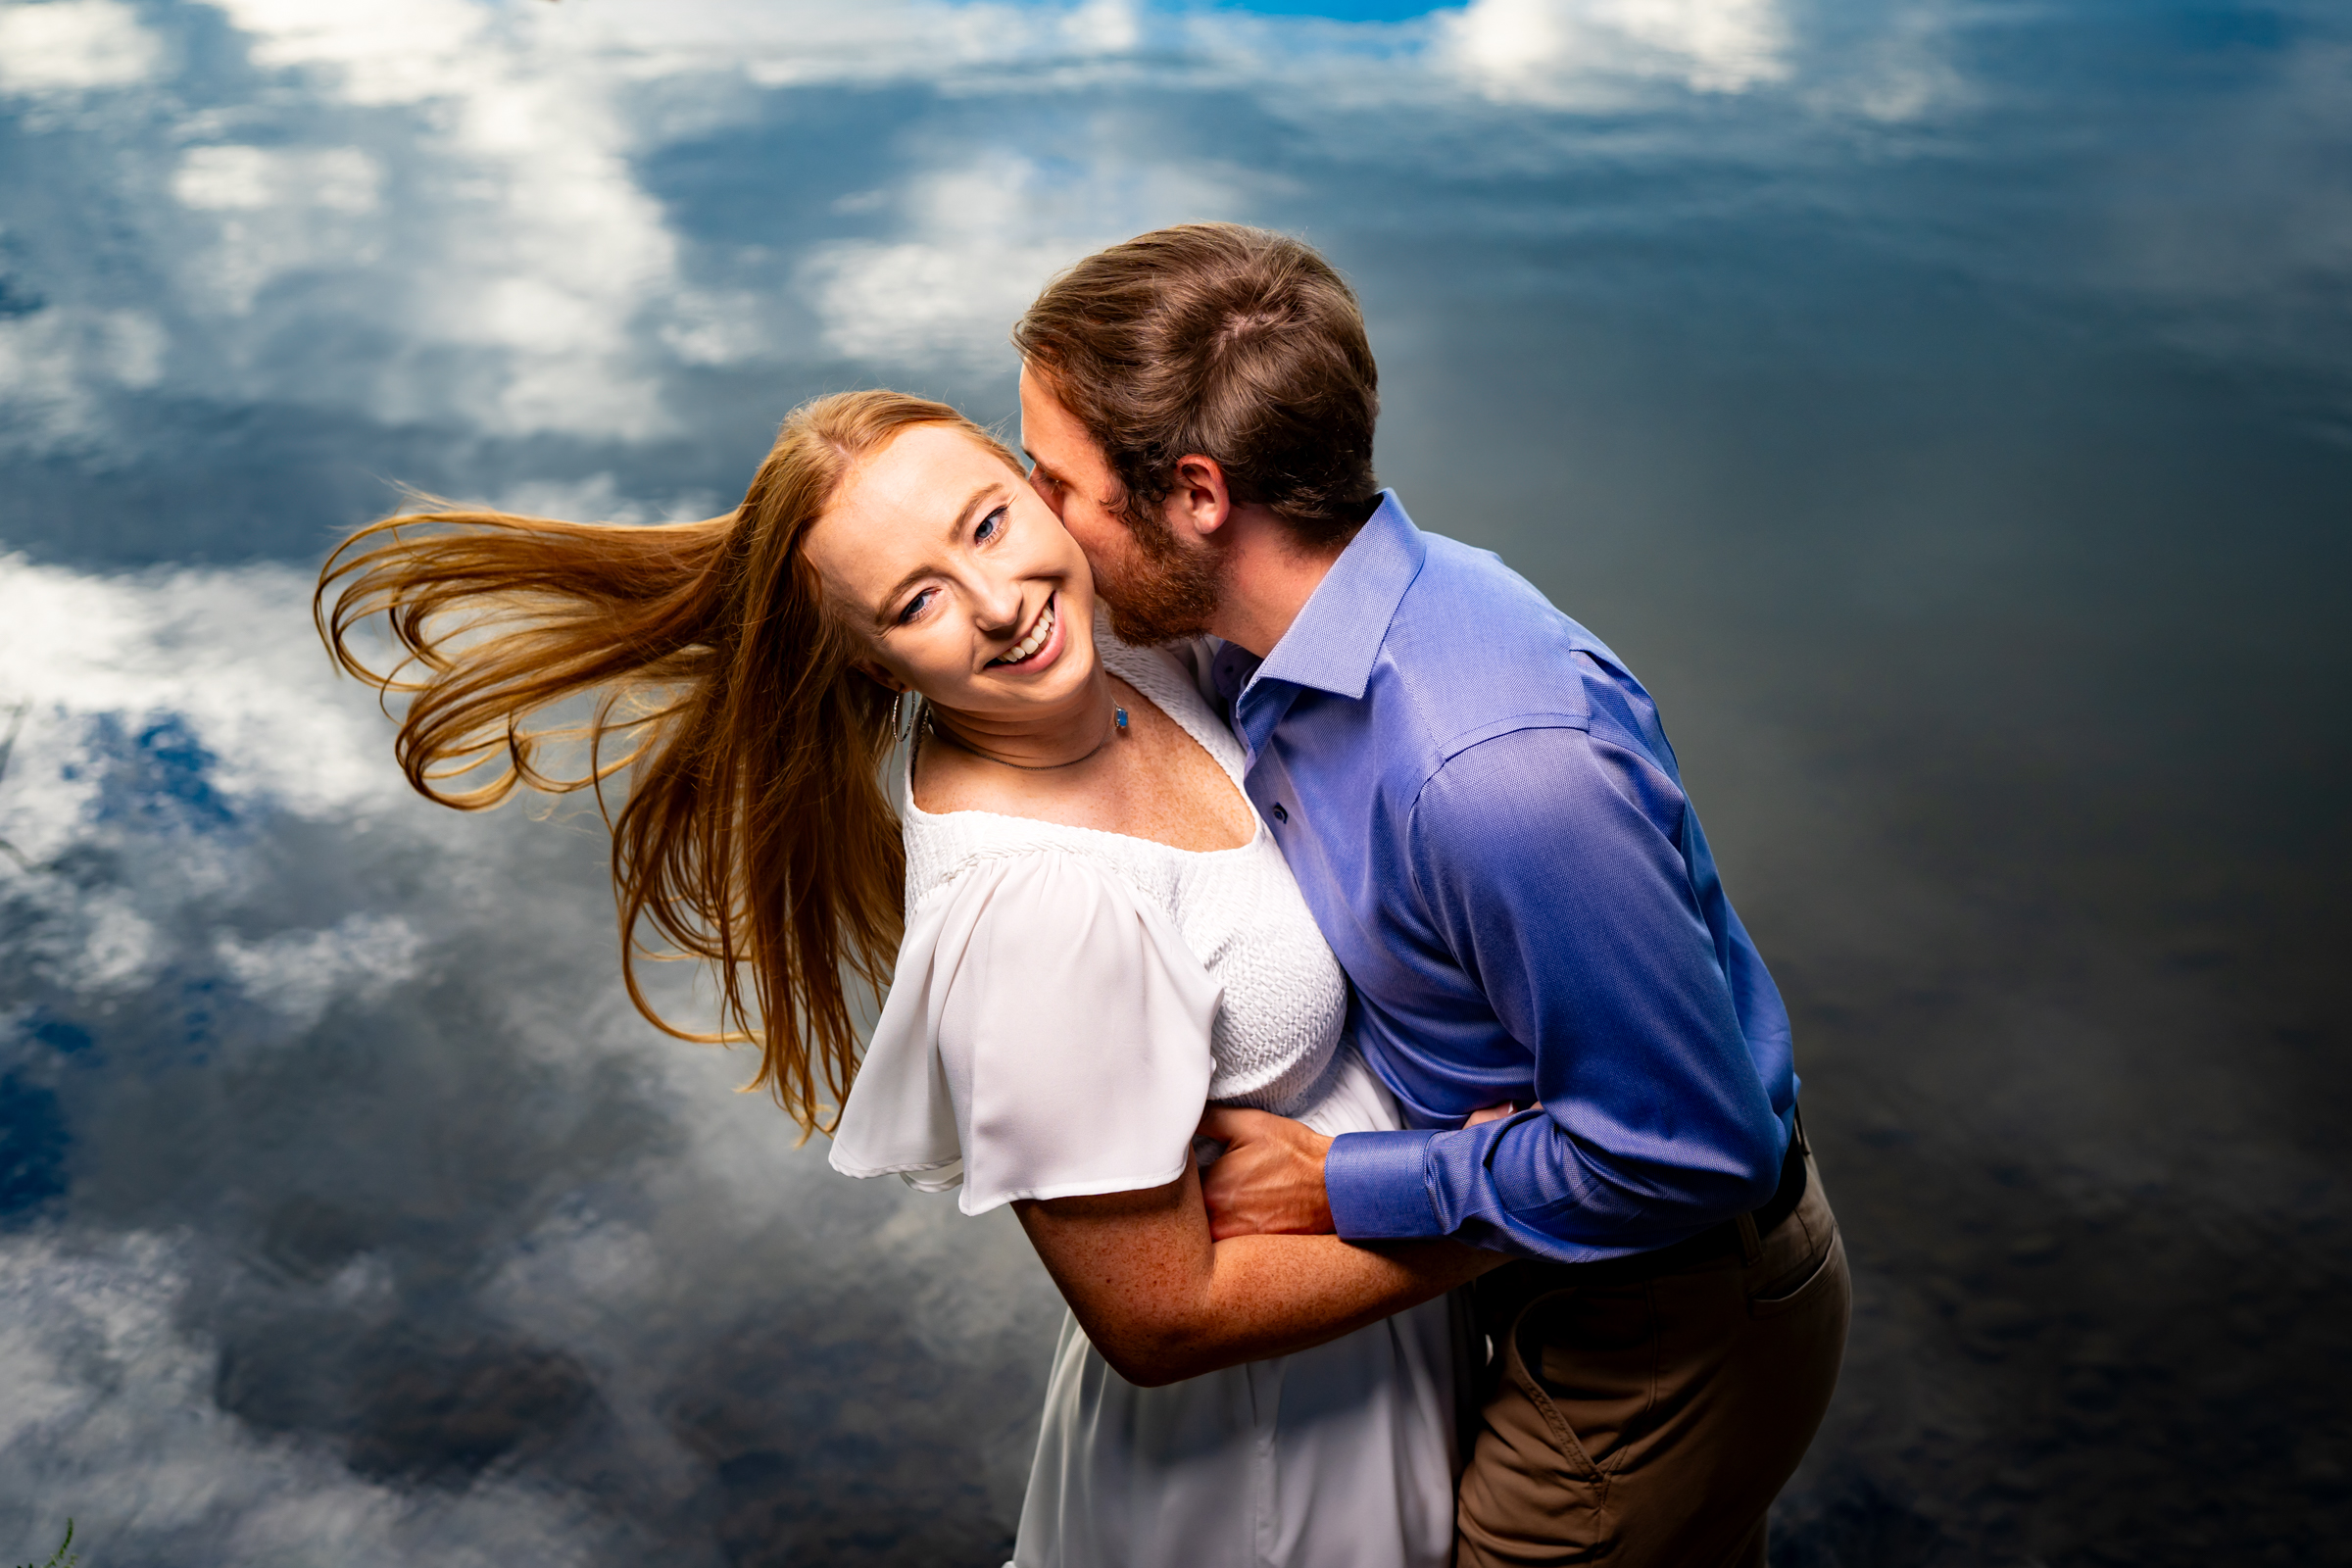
[1013,222,1847,1567]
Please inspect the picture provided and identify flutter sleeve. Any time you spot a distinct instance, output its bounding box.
[829,848,1222,1215]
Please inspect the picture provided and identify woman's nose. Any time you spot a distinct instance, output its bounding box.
[973,576,1024,634]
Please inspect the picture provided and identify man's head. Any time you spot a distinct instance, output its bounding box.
[1014,222,1381,644]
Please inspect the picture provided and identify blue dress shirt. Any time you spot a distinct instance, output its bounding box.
[1211,493,1797,1262]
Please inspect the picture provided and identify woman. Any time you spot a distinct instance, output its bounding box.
[318,391,1495,1568]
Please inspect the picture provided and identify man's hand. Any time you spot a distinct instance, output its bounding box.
[1196,1107,1336,1241]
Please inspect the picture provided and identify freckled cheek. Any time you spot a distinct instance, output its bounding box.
[887,623,970,692]
[1011,521,1087,585]
[912,652,983,701]
[1055,532,1097,584]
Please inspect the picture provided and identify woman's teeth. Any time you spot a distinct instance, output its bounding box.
[996,599,1055,665]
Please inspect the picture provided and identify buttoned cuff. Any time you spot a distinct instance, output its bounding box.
[1325,1130,1443,1240]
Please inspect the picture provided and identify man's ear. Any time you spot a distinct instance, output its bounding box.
[1164,454,1234,541]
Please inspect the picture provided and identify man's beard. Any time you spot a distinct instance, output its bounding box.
[1098,501,1222,646]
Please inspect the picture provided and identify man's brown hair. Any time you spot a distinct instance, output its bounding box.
[1013,222,1380,551]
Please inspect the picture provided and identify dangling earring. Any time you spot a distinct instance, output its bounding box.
[895,689,917,744]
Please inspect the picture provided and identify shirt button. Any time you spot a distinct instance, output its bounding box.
[1270,802,1289,823]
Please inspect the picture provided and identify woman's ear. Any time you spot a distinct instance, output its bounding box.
[851,660,907,696]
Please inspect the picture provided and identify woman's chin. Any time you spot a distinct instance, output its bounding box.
[999,648,1098,716]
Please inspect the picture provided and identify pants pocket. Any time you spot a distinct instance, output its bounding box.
[1509,1291,1609,1480]
[1526,1282,1657,1474]
[1454,1292,1613,1566]
[1747,1229,1846,1320]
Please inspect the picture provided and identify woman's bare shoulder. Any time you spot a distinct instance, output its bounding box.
[907,729,1010,817]
[909,740,1115,835]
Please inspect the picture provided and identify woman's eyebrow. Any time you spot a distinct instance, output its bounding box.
[950,479,999,539]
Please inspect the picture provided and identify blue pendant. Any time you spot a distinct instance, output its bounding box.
[1114,707,1129,731]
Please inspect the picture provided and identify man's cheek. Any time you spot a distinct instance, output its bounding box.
[1026,472,1064,517]
[1069,512,1131,575]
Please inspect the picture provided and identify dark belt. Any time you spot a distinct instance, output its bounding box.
[1471,1125,1811,1341]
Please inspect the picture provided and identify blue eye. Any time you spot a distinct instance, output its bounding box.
[897,587,935,624]
[975,505,1007,543]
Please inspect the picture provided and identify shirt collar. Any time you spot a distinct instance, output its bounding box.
[1250,490,1426,703]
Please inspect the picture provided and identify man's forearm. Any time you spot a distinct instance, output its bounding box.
[1330,1106,1788,1262]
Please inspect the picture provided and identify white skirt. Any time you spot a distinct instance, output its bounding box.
[1009,1050,1459,1568]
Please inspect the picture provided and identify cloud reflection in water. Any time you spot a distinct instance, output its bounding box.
[0,552,1056,1562]
[1,0,2348,1562]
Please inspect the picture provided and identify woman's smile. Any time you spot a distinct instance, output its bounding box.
[989,592,1064,670]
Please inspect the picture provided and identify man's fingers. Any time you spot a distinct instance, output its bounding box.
[1198,1183,1246,1242]
[1198,1158,1247,1212]
[1197,1106,1267,1142]
[1199,1156,1257,1239]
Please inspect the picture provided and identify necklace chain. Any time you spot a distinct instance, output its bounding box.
[919,702,1130,772]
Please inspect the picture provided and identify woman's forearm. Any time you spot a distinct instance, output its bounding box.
[1013,1165,1506,1387]
[1164,1231,1502,1380]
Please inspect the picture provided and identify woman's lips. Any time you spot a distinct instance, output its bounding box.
[991,593,1060,668]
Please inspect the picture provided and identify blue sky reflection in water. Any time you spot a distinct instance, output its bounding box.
[1,0,2347,1563]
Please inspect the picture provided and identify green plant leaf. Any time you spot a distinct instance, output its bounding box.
[16,1518,77,1568]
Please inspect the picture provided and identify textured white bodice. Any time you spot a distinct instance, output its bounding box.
[898,628,1348,1115]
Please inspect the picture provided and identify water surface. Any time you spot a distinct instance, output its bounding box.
[1,1,2346,1563]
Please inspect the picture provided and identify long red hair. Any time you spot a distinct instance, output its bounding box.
[317,390,1021,1136]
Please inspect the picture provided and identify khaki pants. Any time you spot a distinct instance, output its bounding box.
[1456,1152,1850,1567]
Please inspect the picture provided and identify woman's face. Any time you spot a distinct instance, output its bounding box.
[805,422,1102,719]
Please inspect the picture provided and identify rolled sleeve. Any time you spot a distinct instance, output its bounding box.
[1324,1128,1442,1239]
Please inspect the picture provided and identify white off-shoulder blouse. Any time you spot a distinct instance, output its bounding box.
[829,626,1357,1209]
[828,624,1455,1568]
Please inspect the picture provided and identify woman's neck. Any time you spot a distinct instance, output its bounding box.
[924,665,1122,771]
